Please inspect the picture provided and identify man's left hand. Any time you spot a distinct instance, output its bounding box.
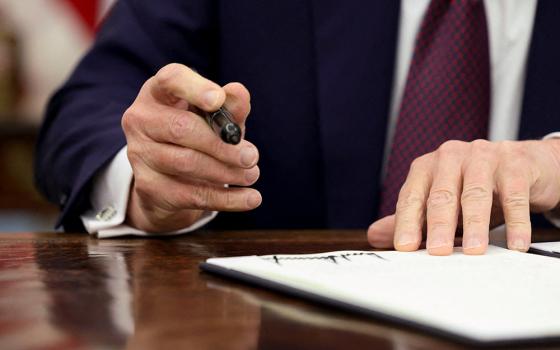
[368,139,560,255]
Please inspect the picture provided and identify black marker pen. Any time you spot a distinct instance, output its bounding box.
[204,107,242,145]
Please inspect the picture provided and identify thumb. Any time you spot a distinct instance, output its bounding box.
[367,215,396,249]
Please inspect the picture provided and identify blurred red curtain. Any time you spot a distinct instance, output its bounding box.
[61,0,100,35]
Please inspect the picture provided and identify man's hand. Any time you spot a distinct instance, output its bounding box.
[368,139,560,255]
[122,63,262,232]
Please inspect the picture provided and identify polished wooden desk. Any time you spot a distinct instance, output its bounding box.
[0,229,559,350]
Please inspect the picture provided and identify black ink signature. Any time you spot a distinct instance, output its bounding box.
[262,252,386,266]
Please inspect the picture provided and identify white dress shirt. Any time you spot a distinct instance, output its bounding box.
[81,0,541,238]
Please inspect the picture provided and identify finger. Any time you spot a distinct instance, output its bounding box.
[174,181,262,212]
[497,154,532,252]
[152,63,226,111]
[461,140,496,255]
[393,154,434,252]
[426,141,465,256]
[134,166,262,213]
[140,141,260,186]
[137,105,259,168]
[367,215,395,249]
[223,82,251,132]
[127,187,205,233]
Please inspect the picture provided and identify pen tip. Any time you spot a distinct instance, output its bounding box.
[229,134,241,145]
[222,124,241,145]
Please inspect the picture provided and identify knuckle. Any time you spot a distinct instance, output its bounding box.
[515,143,530,158]
[506,220,530,228]
[500,159,530,177]
[428,218,453,235]
[169,113,194,142]
[498,140,515,150]
[502,192,528,209]
[463,214,485,226]
[498,141,526,158]
[510,144,528,158]
[396,189,424,212]
[173,148,198,175]
[428,189,457,209]
[395,214,420,230]
[409,156,427,172]
[461,184,492,204]
[223,190,236,210]
[470,139,492,153]
[121,106,139,133]
[408,153,434,175]
[134,177,154,202]
[189,185,212,209]
[126,145,143,166]
[437,140,466,156]
[429,220,452,230]
[156,63,184,87]
[126,146,135,161]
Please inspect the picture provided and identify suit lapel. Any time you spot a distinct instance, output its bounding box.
[310,0,400,227]
[519,0,560,140]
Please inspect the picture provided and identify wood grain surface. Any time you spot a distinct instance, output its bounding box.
[0,229,558,350]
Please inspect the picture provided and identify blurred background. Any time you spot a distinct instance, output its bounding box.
[0,0,115,231]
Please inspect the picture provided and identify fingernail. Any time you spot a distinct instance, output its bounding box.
[245,167,260,184]
[397,234,417,247]
[510,238,528,251]
[247,192,262,208]
[203,90,220,108]
[240,147,258,167]
[464,237,482,249]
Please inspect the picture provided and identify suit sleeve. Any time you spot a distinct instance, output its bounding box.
[34,0,218,231]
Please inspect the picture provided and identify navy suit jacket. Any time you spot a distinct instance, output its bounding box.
[35,0,560,232]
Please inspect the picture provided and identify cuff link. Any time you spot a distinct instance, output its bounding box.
[96,206,117,222]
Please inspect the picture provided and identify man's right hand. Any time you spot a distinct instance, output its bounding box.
[121,63,262,232]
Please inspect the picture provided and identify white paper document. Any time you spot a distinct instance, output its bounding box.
[202,246,560,345]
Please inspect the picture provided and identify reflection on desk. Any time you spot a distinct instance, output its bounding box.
[0,229,558,350]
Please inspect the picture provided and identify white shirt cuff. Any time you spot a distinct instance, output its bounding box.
[80,146,217,238]
[542,132,560,228]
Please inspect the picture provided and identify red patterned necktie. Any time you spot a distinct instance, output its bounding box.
[379,0,491,217]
